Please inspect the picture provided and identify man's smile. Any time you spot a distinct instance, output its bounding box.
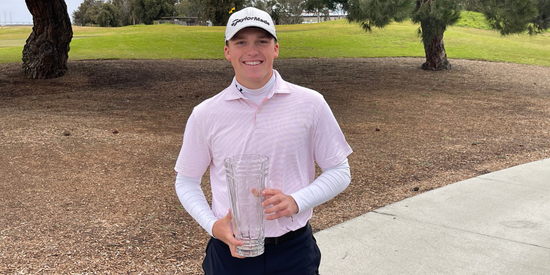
[243,61,262,65]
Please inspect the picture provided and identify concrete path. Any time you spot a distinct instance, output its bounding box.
[314,158,550,275]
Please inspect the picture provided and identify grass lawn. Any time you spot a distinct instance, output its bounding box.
[0,13,548,66]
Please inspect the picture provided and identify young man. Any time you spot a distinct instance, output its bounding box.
[175,7,352,275]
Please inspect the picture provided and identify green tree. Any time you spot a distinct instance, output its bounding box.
[460,0,483,12]
[270,0,304,24]
[177,0,206,22]
[134,0,160,24]
[134,0,176,24]
[243,0,305,25]
[112,0,136,26]
[532,0,550,32]
[72,1,87,25]
[85,4,101,25]
[98,3,122,27]
[205,0,245,25]
[480,0,550,35]
[303,0,332,23]
[72,0,100,25]
[175,0,191,16]
[343,0,461,70]
[411,0,461,70]
[245,0,267,10]
[74,0,126,26]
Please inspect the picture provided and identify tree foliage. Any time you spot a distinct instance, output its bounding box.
[134,0,176,24]
[73,0,176,26]
[73,0,120,26]
[480,0,550,35]
[111,0,136,26]
[302,0,337,22]
[244,0,307,25]
[72,0,101,26]
[342,0,461,70]
[271,0,304,24]
[345,0,415,32]
[85,4,101,25]
[411,0,461,45]
[246,0,268,10]
[533,0,550,32]
[459,0,483,12]
[205,0,245,25]
[175,0,206,20]
[98,3,122,27]
[72,0,311,26]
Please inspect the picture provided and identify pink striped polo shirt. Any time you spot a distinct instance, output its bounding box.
[175,70,352,237]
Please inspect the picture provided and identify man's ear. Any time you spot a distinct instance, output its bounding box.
[224,45,231,61]
[274,43,279,59]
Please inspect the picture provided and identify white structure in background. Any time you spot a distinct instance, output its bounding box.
[301,9,346,24]
[1,10,31,26]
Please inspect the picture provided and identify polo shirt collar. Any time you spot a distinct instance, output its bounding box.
[224,70,290,101]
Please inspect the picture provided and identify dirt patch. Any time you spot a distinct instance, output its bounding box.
[1,58,549,274]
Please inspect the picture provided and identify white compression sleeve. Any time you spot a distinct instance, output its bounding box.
[175,158,350,234]
[175,174,218,237]
[290,158,351,214]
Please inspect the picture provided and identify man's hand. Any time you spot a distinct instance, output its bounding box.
[262,189,299,220]
[212,209,245,258]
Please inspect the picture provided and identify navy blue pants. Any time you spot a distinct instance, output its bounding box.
[202,224,321,275]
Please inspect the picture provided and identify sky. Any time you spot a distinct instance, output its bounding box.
[0,0,83,25]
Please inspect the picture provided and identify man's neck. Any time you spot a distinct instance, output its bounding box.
[236,70,274,89]
[236,73,276,105]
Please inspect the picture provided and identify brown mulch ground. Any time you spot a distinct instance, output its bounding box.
[1,57,549,274]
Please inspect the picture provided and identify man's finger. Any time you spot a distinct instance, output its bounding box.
[265,212,284,220]
[265,206,293,220]
[264,201,286,214]
[228,237,244,247]
[262,188,282,196]
[230,245,245,259]
[262,193,285,208]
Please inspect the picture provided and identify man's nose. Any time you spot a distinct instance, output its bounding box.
[245,44,260,55]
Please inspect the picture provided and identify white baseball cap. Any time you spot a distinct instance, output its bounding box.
[225,7,277,42]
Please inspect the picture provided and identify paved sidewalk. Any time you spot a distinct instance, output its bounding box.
[314,158,550,275]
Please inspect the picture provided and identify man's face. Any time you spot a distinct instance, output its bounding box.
[224,27,279,89]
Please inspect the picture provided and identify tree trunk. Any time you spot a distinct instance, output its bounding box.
[23,0,73,79]
[420,21,451,71]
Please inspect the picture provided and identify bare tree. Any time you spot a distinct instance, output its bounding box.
[23,0,73,79]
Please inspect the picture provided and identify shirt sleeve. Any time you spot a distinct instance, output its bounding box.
[175,173,217,237]
[313,98,353,169]
[174,112,212,177]
[290,158,351,214]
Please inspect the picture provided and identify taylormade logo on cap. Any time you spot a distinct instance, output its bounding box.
[231,16,270,27]
[225,7,277,42]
